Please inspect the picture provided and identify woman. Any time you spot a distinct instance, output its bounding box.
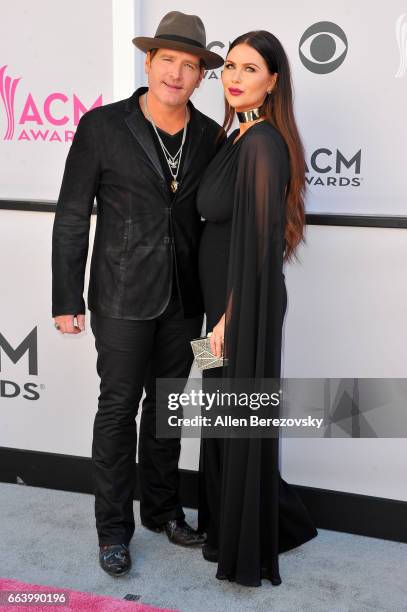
[197,30,318,587]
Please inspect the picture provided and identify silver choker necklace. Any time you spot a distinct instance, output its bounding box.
[236,106,265,123]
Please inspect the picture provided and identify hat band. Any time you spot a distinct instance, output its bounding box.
[156,33,205,49]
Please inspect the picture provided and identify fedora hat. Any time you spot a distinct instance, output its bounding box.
[132,11,224,70]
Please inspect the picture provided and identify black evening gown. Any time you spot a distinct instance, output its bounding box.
[197,121,318,587]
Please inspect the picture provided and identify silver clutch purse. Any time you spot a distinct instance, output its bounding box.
[190,332,225,370]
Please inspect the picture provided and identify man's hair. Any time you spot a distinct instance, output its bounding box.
[149,48,206,70]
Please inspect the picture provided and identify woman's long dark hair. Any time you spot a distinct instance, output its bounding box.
[223,31,305,260]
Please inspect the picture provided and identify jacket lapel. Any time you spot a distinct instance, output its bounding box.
[124,88,165,182]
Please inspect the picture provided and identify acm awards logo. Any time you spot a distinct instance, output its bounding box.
[306,148,361,188]
[300,14,407,185]
[0,64,103,142]
[298,22,361,188]
[0,327,42,400]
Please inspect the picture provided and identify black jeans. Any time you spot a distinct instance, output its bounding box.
[90,295,203,546]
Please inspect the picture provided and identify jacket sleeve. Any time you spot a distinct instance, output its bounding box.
[223,126,290,379]
[51,111,100,317]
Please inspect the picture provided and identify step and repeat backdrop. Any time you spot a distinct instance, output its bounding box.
[0,0,406,501]
[1,0,406,213]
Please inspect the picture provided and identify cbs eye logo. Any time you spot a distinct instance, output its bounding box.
[299,21,348,74]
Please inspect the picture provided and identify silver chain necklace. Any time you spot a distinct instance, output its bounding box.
[144,93,188,193]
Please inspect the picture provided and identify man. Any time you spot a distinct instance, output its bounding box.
[52,11,224,577]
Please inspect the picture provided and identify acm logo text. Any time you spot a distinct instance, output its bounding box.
[0,327,42,400]
[306,148,362,187]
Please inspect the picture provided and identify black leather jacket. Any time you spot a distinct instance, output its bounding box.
[52,87,223,319]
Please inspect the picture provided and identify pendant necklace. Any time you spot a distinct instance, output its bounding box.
[144,93,188,193]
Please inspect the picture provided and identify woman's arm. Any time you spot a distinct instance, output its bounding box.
[221,124,290,378]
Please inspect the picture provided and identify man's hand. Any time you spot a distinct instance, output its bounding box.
[54,314,86,334]
[209,313,225,358]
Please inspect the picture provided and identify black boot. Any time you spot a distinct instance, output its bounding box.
[99,543,131,577]
[163,519,206,547]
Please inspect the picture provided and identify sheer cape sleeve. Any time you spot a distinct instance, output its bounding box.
[223,122,290,380]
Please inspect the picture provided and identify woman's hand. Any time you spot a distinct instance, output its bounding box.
[209,313,225,358]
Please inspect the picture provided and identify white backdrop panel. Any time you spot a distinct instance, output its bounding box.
[0,0,114,201]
